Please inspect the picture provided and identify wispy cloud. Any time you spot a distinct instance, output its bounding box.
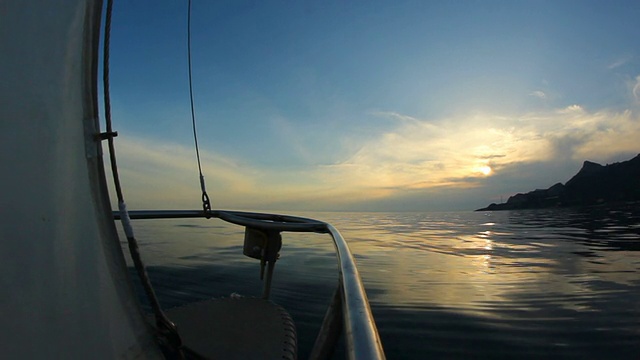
[633,75,640,102]
[105,136,265,209]
[107,106,640,211]
[529,90,546,99]
[607,55,633,70]
[369,111,423,126]
[268,115,314,163]
[309,106,640,200]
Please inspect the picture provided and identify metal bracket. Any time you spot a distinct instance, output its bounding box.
[96,131,118,141]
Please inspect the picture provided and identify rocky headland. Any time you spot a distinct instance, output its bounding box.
[476,154,640,211]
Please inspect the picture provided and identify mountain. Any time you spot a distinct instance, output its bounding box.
[476,154,640,211]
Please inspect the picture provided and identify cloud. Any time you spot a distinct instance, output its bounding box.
[607,55,632,70]
[529,90,546,99]
[107,105,640,211]
[307,106,640,202]
[269,115,313,162]
[633,75,640,102]
[370,110,423,126]
[559,104,584,113]
[104,134,363,210]
[104,136,266,209]
[478,154,506,159]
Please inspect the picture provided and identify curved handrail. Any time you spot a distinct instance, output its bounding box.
[325,224,385,360]
[114,209,385,360]
[114,209,326,232]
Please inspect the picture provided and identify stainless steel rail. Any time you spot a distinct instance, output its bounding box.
[115,209,385,360]
[325,224,385,360]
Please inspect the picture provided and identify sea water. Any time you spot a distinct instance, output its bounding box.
[122,205,640,359]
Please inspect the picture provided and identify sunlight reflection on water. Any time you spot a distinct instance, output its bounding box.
[121,205,640,359]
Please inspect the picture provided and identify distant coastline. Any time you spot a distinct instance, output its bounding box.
[476,154,640,211]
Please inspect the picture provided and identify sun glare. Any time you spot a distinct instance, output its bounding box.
[479,166,492,176]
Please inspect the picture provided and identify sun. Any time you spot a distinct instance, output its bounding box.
[479,166,492,176]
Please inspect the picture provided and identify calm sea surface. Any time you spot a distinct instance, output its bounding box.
[123,205,640,359]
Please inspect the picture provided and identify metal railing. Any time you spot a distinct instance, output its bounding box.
[115,209,385,360]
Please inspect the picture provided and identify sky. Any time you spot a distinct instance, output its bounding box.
[104,0,640,212]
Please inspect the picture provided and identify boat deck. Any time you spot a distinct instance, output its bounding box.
[165,297,296,360]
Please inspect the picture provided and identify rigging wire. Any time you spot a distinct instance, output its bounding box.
[187,0,212,217]
[102,0,183,356]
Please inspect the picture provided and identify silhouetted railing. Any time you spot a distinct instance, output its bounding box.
[114,209,385,360]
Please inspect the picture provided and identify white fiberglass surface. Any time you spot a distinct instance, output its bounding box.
[0,1,161,358]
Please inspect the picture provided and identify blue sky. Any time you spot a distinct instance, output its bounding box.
[105,0,640,211]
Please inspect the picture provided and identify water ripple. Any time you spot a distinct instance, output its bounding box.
[121,205,640,359]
